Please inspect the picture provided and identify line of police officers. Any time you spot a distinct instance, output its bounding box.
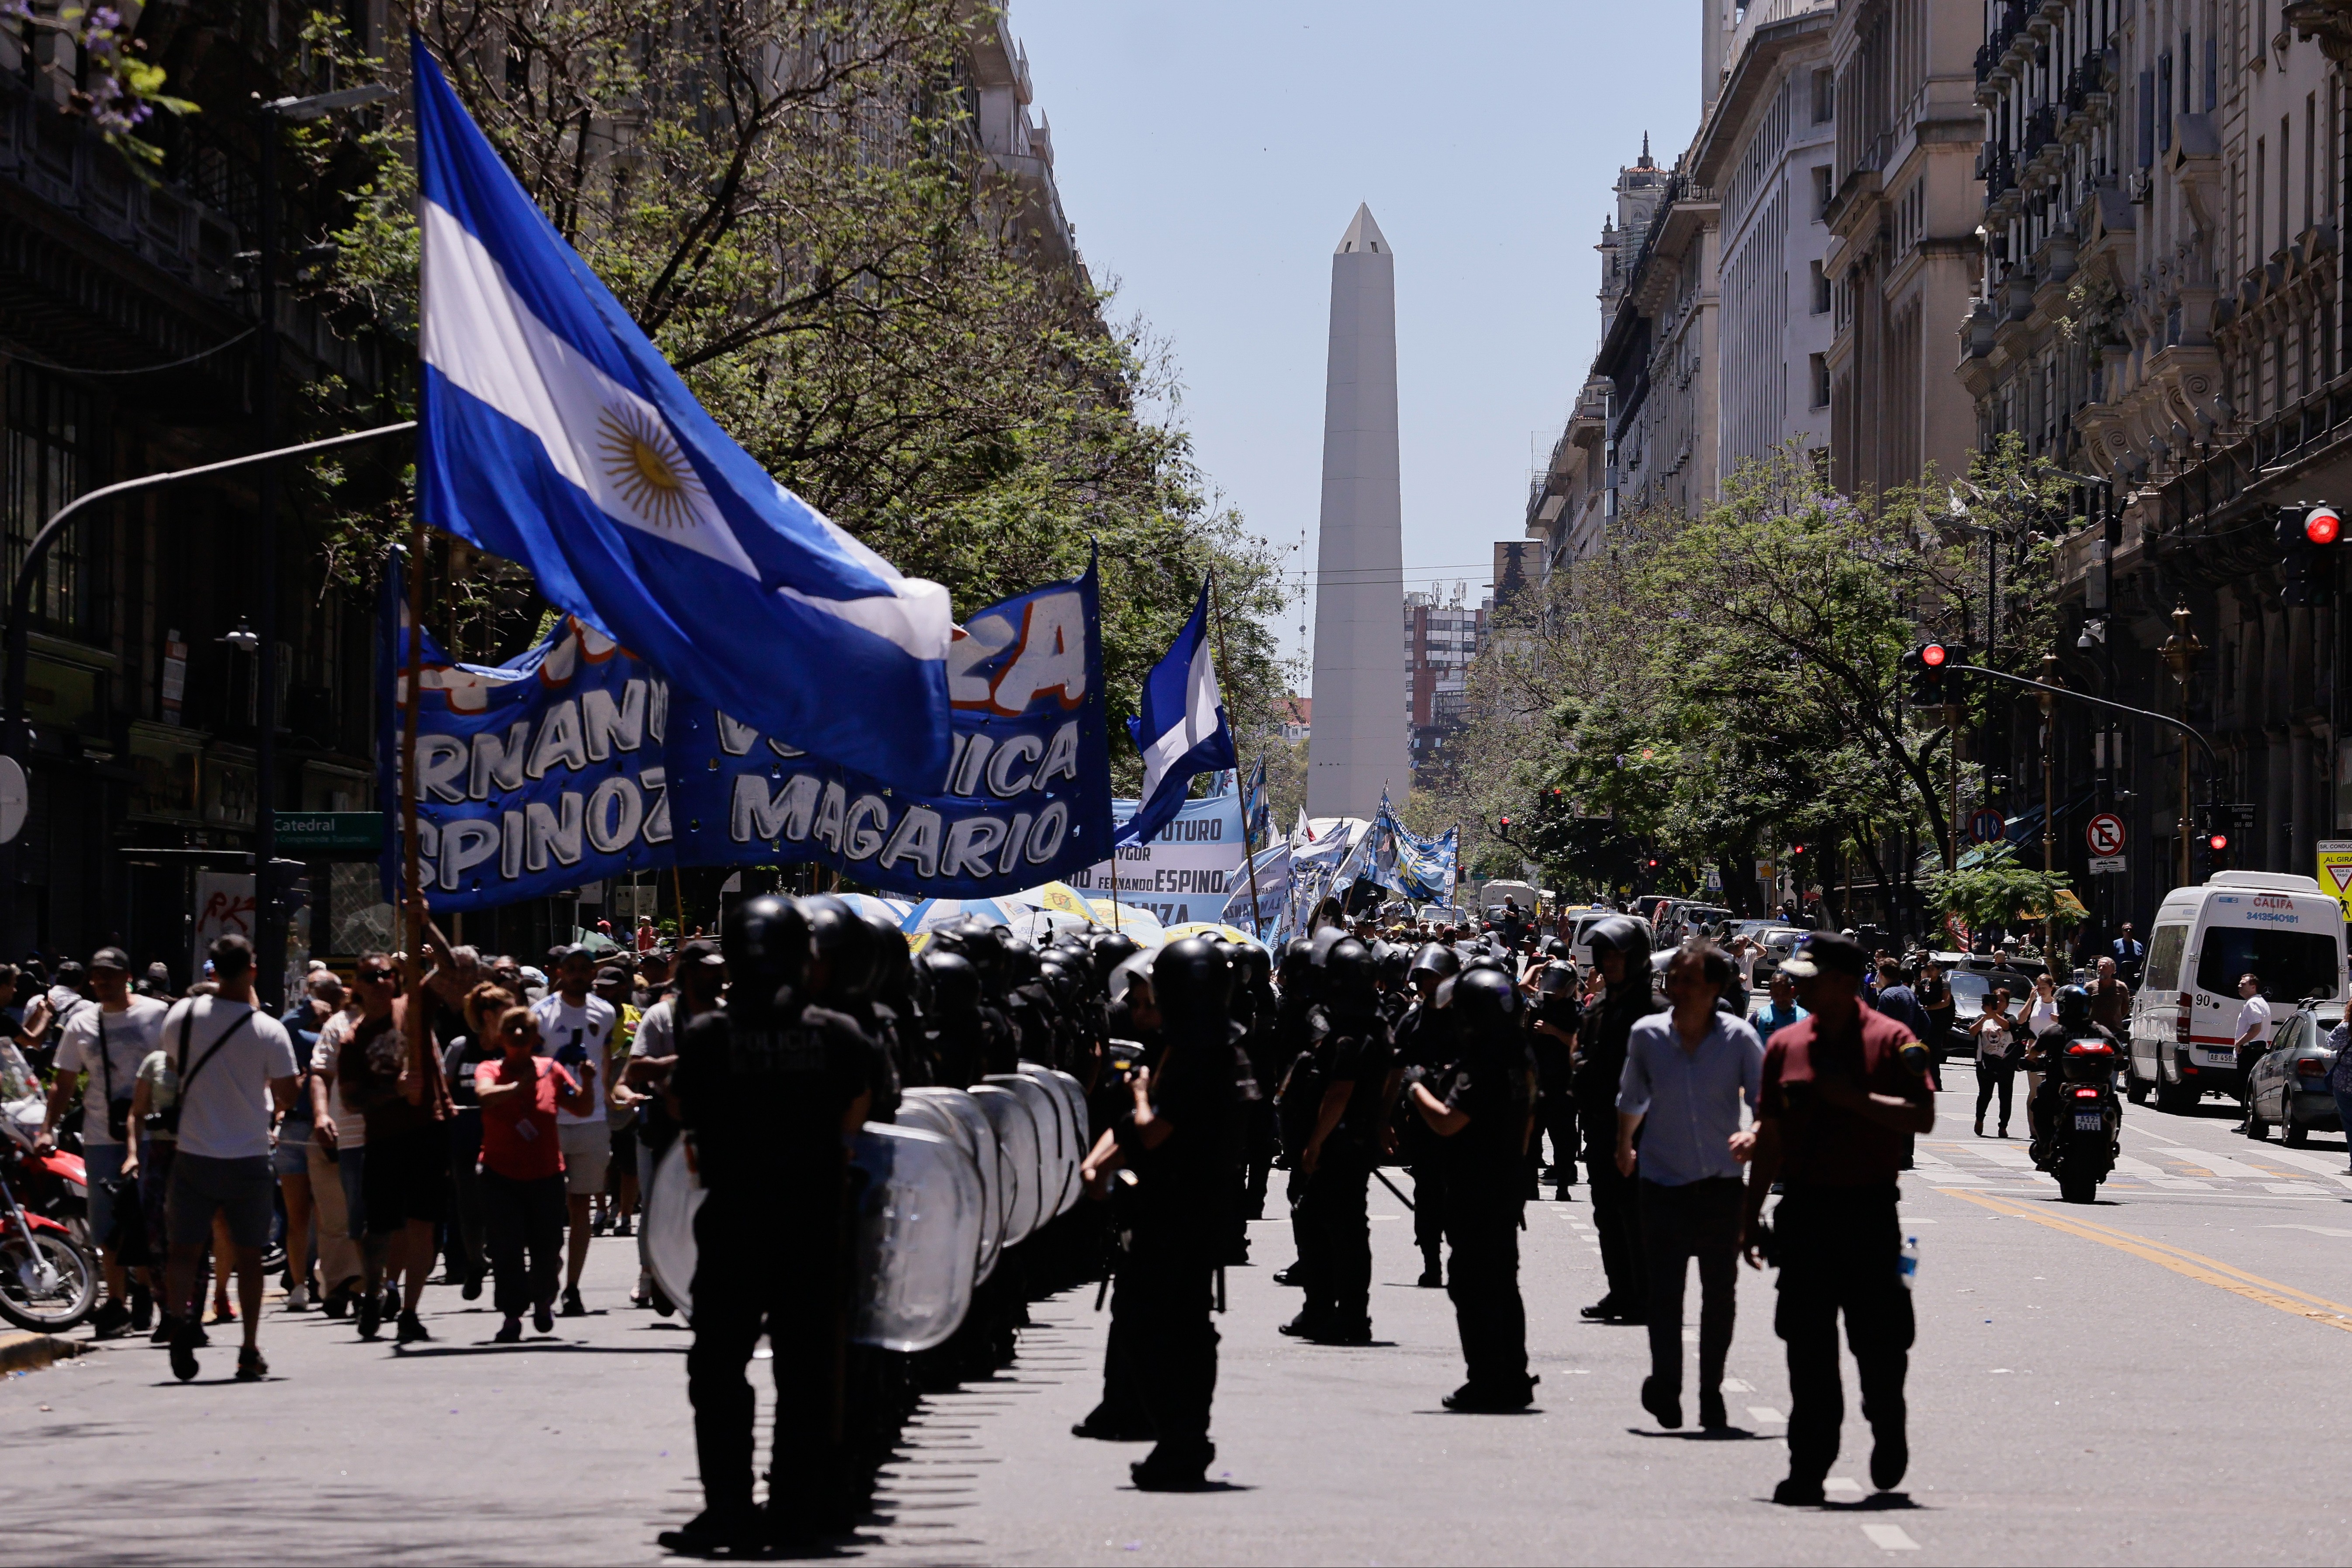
[654,894,1934,1552]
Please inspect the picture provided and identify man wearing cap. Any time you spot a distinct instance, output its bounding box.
[1738,931,1934,1505]
[34,947,169,1336]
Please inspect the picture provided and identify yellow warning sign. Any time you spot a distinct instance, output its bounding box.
[2318,841,2352,920]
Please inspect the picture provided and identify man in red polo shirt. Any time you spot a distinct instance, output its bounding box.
[1738,931,1934,1506]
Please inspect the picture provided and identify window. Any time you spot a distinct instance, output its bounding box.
[2282,115,2293,249]
[2158,54,2173,152]
[1811,68,1833,124]
[2195,928,2341,1003]
[1812,165,1833,218]
[3,365,102,634]
[2144,926,2188,993]
[1810,259,1830,314]
[1809,353,1830,409]
[2256,136,2267,258]
[2305,93,2316,233]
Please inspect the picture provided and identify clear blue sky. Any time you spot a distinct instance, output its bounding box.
[1012,0,1703,688]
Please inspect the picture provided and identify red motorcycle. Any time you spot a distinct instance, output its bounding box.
[0,1147,94,1330]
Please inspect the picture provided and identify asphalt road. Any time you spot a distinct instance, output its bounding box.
[8,1066,2352,1565]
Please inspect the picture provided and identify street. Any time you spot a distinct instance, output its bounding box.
[6,1061,2352,1565]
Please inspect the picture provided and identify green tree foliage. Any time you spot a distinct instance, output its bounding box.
[1920,843,2083,939]
[1427,441,2072,916]
[284,1,1286,776]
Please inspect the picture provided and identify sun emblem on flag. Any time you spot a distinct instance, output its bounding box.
[596,404,706,530]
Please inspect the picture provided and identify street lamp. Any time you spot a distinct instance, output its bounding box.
[248,79,396,1008]
[2159,603,2205,888]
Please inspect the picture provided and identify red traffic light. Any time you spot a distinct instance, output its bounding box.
[2308,507,2343,546]
[1921,643,1949,668]
[2208,832,2229,851]
[1497,815,1511,830]
[1790,843,1807,857]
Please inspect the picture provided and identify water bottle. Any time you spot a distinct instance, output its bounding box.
[1899,1234,1920,1290]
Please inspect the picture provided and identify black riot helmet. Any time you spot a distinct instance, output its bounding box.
[1585,917,1645,960]
[1409,942,1461,984]
[994,926,1040,988]
[722,897,808,1023]
[1542,936,1570,961]
[2055,982,2093,1034]
[1276,937,1316,998]
[1309,924,1349,967]
[1376,944,1412,989]
[1453,966,1520,1027]
[922,950,980,1016]
[1035,955,1081,1009]
[1323,937,1376,1013]
[1235,941,1273,991]
[1536,962,1578,997]
[866,910,916,1010]
[1152,937,1234,1029]
[1090,931,1141,983]
[802,894,879,1005]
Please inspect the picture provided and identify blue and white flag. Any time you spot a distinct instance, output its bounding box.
[1240,756,1270,849]
[1114,578,1236,849]
[410,35,952,792]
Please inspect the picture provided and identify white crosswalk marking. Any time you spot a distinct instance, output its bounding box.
[1862,1523,1921,1551]
[1747,1405,1785,1423]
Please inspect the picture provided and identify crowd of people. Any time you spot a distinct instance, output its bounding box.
[8,887,1948,1549]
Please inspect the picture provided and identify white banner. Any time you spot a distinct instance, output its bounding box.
[1067,793,1246,926]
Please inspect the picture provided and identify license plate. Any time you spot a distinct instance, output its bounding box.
[2073,1111,2104,1131]
[2198,1050,2239,1066]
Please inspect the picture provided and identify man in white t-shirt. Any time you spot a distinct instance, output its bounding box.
[532,946,616,1316]
[158,934,299,1382]
[34,946,168,1336]
[2235,972,2276,1130]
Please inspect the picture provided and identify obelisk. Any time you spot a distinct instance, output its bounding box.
[1306,204,1409,820]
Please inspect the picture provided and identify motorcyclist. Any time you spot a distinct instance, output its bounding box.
[2023,983,2117,1158]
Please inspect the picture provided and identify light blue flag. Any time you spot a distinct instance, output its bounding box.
[1114,578,1236,848]
[410,35,952,791]
[1240,756,1270,848]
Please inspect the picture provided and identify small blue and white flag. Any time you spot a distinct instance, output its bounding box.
[410,35,953,790]
[1114,578,1236,849]
[1240,756,1270,848]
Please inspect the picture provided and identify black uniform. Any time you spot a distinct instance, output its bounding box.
[1577,971,1661,1319]
[1391,992,1457,1281]
[1289,990,1392,1339]
[1429,976,1537,1405]
[672,989,876,1537]
[1528,979,1582,1196]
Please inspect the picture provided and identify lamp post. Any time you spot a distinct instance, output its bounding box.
[248,81,395,1009]
[2040,651,2062,955]
[2159,604,2205,888]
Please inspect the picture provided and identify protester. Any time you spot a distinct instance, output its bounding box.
[476,1005,591,1341]
[531,946,617,1315]
[443,982,517,1303]
[1617,942,1762,1432]
[34,946,168,1337]
[592,965,641,1238]
[274,969,344,1313]
[152,935,301,1381]
[1971,987,2019,1138]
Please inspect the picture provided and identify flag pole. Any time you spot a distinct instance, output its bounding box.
[1206,572,1266,941]
[399,525,427,1082]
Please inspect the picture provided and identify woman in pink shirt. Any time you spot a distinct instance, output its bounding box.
[475,1007,594,1342]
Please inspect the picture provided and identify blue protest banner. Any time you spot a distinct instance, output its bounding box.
[381,564,1111,910]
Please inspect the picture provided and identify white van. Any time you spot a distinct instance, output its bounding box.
[2125,872,2350,1113]
[1564,909,1655,968]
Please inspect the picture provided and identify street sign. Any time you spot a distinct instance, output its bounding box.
[1702,866,1722,892]
[0,755,23,845]
[2228,802,2257,839]
[273,811,385,855]
[2085,812,2126,857]
[2087,855,2126,876]
[2320,841,2352,919]
[1968,807,2007,845]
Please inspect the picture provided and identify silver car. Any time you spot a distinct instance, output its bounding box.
[2244,1006,2345,1147]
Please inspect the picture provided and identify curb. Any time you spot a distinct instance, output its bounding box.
[0,1330,89,1374]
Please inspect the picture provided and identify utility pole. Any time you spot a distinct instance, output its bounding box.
[2040,651,2062,954]
[2159,605,2205,888]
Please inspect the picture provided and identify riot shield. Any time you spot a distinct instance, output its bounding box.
[986,1072,1066,1236]
[643,1138,705,1318]
[1041,1067,1090,1217]
[848,1123,983,1353]
[967,1084,1041,1244]
[1016,1063,1082,1218]
[895,1090,1003,1283]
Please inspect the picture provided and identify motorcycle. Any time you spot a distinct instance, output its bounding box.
[0,1140,96,1331]
[2,1096,90,1248]
[2031,1035,2122,1204]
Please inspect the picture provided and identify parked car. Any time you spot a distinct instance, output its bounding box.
[2242,1005,2345,1146]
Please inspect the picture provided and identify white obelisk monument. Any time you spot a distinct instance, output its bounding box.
[1306,204,1409,820]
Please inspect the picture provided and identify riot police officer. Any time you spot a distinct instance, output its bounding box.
[1407,965,1538,1410]
[1393,942,1460,1288]
[1281,937,1394,1344]
[661,897,877,1554]
[1530,958,1582,1202]
[1078,937,1250,1490]
[1578,917,1660,1324]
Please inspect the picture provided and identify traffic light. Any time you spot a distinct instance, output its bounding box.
[2278,503,2343,606]
[1496,813,1513,841]
[1790,842,1807,862]
[2196,804,2231,872]
[1902,643,1964,706]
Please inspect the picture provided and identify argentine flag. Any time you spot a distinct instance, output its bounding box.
[411,35,952,789]
[1114,578,1237,849]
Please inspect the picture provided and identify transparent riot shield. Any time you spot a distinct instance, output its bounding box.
[895,1090,1003,1283]
[848,1123,982,1353]
[967,1084,1040,1245]
[1040,1067,1090,1217]
[986,1073,1065,1237]
[1016,1064,1081,1218]
[643,1138,705,1319]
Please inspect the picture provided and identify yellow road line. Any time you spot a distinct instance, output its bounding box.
[1936,1188,2352,1333]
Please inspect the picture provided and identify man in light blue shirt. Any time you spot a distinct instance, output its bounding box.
[1754,971,1807,1037]
[1616,941,1765,1433]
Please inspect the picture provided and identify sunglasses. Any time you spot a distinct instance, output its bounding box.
[355,969,394,985]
